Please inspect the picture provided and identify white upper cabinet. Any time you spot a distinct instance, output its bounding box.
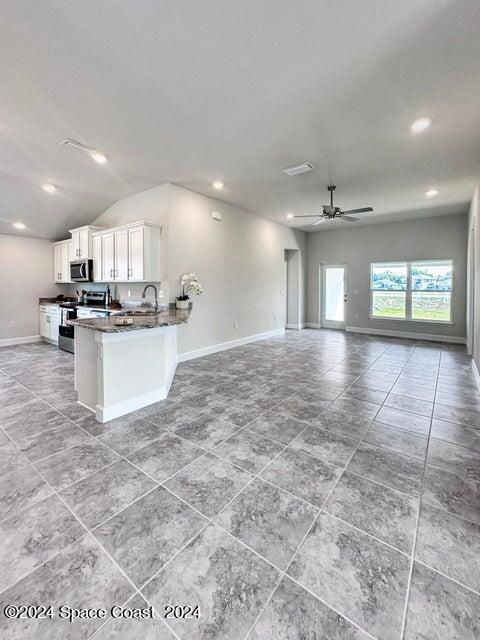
[53,240,71,283]
[128,225,144,281]
[69,226,103,260]
[114,229,129,281]
[92,235,102,282]
[101,232,115,282]
[92,222,161,282]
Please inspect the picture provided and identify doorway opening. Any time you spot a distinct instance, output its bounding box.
[284,249,301,329]
[321,264,347,330]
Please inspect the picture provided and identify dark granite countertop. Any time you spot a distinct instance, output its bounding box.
[39,297,76,304]
[68,308,190,333]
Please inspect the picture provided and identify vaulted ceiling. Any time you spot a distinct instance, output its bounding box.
[1,0,479,239]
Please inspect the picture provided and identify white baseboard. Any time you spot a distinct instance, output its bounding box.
[305,323,322,329]
[95,362,177,423]
[286,323,305,330]
[472,359,480,394]
[0,335,42,348]
[346,325,466,344]
[177,328,285,363]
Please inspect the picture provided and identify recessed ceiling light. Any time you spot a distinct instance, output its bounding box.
[61,139,108,165]
[411,117,431,133]
[41,183,57,193]
[91,152,107,164]
[212,181,224,190]
[13,222,26,230]
[286,212,294,220]
[425,188,438,197]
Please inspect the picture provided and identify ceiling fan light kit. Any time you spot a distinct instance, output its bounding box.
[293,185,373,225]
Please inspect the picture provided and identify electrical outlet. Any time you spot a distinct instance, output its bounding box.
[233,321,238,329]
[9,321,15,328]
[354,313,359,320]
[159,291,164,299]
[273,315,277,322]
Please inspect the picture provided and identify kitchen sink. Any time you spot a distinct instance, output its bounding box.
[120,309,158,316]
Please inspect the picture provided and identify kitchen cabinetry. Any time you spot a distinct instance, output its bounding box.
[69,226,103,260]
[101,232,115,282]
[92,235,102,282]
[114,229,128,281]
[39,304,61,344]
[92,222,161,283]
[53,240,71,283]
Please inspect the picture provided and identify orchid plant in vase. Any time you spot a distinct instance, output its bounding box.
[176,273,203,309]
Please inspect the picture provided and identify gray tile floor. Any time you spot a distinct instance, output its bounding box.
[0,329,479,639]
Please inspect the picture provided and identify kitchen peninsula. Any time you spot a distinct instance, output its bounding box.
[69,307,190,422]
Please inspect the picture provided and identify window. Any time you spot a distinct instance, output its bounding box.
[371,262,407,319]
[370,260,452,323]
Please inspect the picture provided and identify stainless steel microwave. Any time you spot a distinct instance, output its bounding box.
[70,259,93,282]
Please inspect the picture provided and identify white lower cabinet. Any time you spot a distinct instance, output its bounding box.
[92,222,161,283]
[39,305,60,344]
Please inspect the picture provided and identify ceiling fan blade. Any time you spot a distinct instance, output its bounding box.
[312,217,328,225]
[340,215,359,222]
[293,215,324,218]
[341,207,373,215]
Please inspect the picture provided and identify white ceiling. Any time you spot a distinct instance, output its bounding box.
[1,0,479,239]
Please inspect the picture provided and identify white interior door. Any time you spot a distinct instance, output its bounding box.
[322,264,346,329]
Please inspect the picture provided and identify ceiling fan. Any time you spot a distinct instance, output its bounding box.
[293,185,373,225]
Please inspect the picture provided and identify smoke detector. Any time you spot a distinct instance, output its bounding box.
[282,162,315,177]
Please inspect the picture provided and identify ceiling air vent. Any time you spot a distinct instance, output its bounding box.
[282,162,315,177]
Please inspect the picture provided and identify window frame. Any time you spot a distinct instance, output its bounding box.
[369,259,453,324]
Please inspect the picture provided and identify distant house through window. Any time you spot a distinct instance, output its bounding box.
[370,260,453,323]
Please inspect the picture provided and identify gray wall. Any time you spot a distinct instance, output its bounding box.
[167,185,306,354]
[87,183,307,355]
[306,213,468,339]
[0,234,61,343]
[468,184,479,368]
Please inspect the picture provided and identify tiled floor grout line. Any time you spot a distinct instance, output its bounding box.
[413,558,480,597]
[242,407,376,640]
[2,339,479,638]
[0,365,217,599]
[0,413,182,639]
[87,588,183,640]
[1,353,332,528]
[398,346,441,640]
[322,510,411,557]
[0,366,318,599]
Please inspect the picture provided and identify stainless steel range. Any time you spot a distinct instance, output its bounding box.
[58,291,111,353]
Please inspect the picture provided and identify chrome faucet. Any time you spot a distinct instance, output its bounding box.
[142,284,159,313]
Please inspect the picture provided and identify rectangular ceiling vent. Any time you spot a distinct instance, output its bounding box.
[282,162,315,177]
[60,139,96,154]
